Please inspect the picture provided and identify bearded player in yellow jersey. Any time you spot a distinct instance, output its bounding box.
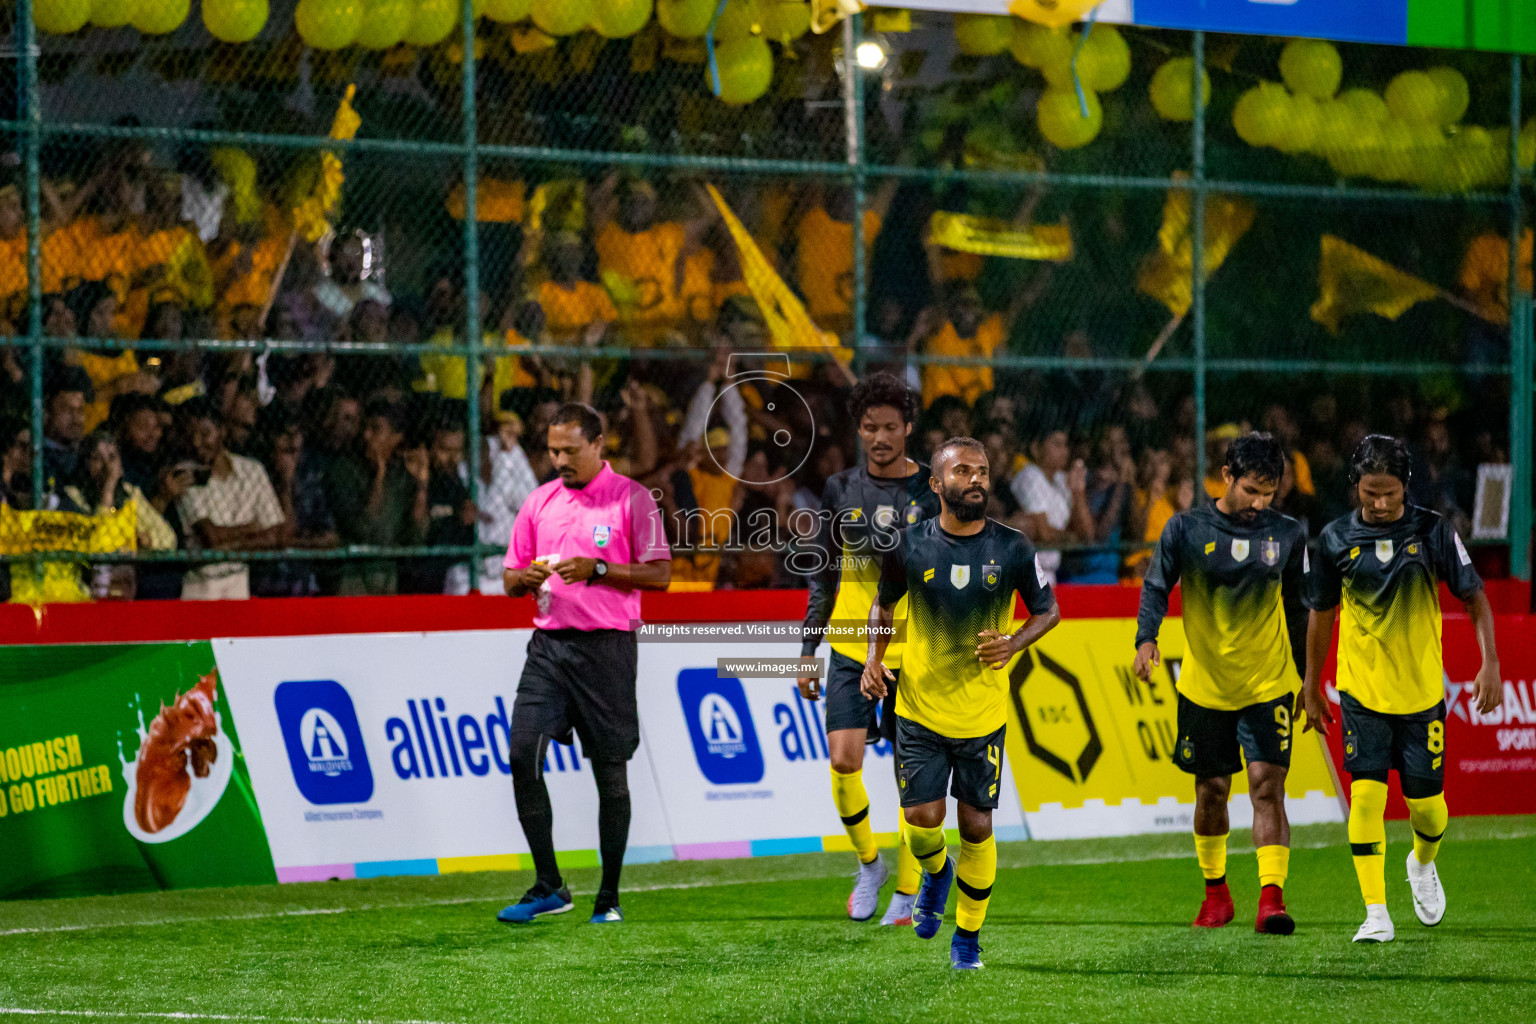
[1302,435,1502,943]
[799,373,940,924]
[864,437,1061,969]
[1134,432,1309,935]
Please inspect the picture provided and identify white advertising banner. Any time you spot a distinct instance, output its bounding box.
[215,630,673,881]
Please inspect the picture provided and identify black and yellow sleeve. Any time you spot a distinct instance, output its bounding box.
[1009,534,1054,617]
[1428,517,1483,603]
[1135,514,1183,649]
[877,535,909,608]
[1304,525,1346,611]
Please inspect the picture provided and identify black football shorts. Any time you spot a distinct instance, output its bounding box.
[895,715,1005,810]
[1174,691,1295,778]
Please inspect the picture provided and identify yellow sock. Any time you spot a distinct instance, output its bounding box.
[1256,845,1289,889]
[1194,832,1228,883]
[1405,792,1448,866]
[906,819,949,875]
[955,835,996,932]
[894,808,921,895]
[830,768,878,864]
[1349,779,1389,906]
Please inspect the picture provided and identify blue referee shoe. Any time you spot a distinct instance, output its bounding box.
[496,882,574,924]
[951,930,984,970]
[589,890,623,924]
[913,856,955,940]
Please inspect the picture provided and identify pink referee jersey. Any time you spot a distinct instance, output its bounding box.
[505,462,671,631]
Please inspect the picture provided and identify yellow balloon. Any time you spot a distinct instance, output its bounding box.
[1313,99,1358,155]
[1425,66,1469,125]
[202,0,267,42]
[1338,88,1389,125]
[1009,0,1100,30]
[296,0,361,48]
[713,34,772,105]
[713,0,762,40]
[954,13,1012,57]
[355,0,412,49]
[1009,21,1071,70]
[404,0,457,45]
[1385,71,1441,127]
[1070,24,1128,93]
[530,0,591,35]
[1148,57,1209,122]
[591,0,652,38]
[35,0,91,33]
[759,0,808,44]
[1231,82,1289,148]
[130,0,188,34]
[657,0,712,37]
[1278,39,1341,100]
[1325,116,1382,179]
[1273,93,1320,155]
[90,0,140,29]
[482,0,531,22]
[1037,87,1102,149]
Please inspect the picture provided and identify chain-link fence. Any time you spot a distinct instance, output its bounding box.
[0,4,1530,602]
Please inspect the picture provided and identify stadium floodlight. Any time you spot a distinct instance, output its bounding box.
[855,39,888,72]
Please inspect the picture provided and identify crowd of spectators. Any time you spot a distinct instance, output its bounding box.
[0,141,1521,600]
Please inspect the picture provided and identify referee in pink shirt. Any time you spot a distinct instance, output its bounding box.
[496,403,671,926]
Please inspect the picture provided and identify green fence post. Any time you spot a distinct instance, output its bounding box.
[462,0,482,594]
[846,13,867,367]
[1512,300,1533,584]
[18,0,43,513]
[1191,31,1207,493]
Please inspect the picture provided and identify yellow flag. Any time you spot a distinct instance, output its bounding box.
[927,212,1073,262]
[811,0,865,34]
[1309,234,1443,335]
[1,502,139,605]
[705,184,850,368]
[293,85,361,244]
[1135,180,1255,318]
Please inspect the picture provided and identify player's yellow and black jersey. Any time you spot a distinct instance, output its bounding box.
[1306,505,1482,716]
[800,464,942,667]
[877,518,1055,738]
[1136,504,1308,711]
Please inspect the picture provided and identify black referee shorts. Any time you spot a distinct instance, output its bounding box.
[510,628,640,763]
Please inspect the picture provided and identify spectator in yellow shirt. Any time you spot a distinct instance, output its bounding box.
[791,180,897,330]
[63,282,158,434]
[913,276,1043,408]
[590,174,709,343]
[1459,226,1532,324]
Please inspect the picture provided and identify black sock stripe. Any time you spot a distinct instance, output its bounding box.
[840,805,870,827]
[1413,828,1445,844]
[912,841,946,861]
[1350,841,1384,857]
[956,877,993,902]
[1204,875,1226,888]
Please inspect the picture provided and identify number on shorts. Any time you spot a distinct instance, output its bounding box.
[1428,721,1445,755]
[1274,705,1291,738]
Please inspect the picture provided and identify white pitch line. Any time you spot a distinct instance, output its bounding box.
[3,823,1531,939]
[0,1010,470,1024]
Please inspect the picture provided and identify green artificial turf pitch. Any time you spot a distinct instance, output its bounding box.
[1,817,1532,1024]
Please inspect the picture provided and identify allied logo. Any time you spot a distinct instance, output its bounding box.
[1034,554,1048,588]
[1376,540,1394,563]
[982,563,1001,591]
[593,524,612,548]
[874,504,895,529]
[951,564,970,589]
[1231,539,1250,562]
[274,680,374,805]
[1261,539,1280,566]
[677,670,764,785]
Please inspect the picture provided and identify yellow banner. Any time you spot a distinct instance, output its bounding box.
[0,502,137,556]
[1135,182,1255,318]
[927,212,1073,262]
[1309,234,1442,335]
[1004,619,1341,832]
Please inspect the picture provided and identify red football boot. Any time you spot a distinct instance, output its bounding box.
[1193,881,1235,928]
[1255,884,1295,935]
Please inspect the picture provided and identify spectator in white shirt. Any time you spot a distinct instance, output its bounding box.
[679,346,747,480]
[464,405,540,595]
[312,230,390,324]
[176,399,286,600]
[1010,428,1092,586]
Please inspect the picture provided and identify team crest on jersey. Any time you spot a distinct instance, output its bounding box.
[593,525,612,548]
[1261,539,1280,566]
[1376,540,1394,563]
[982,563,1001,591]
[874,504,896,529]
[1407,543,1420,556]
[951,564,970,589]
[906,502,920,525]
[1231,539,1250,562]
